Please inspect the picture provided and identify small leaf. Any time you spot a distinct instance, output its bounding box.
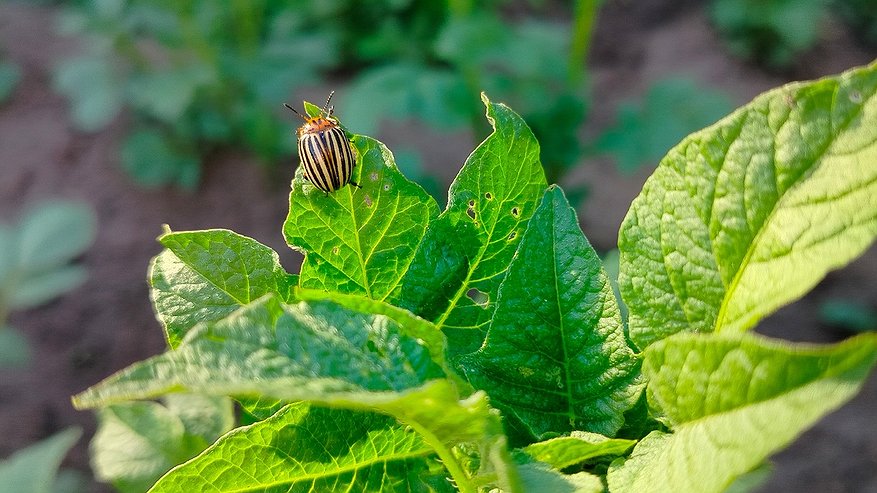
[52,55,123,131]
[8,266,87,310]
[619,62,877,348]
[149,229,295,348]
[128,65,213,123]
[516,463,603,493]
[0,326,31,368]
[607,332,877,493]
[393,94,547,337]
[120,129,200,189]
[597,78,733,172]
[0,428,81,493]
[461,186,642,438]
[15,201,96,273]
[523,431,636,470]
[91,395,233,493]
[0,61,21,103]
[284,132,439,301]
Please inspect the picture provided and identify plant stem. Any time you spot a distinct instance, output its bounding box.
[569,0,601,86]
[405,419,475,493]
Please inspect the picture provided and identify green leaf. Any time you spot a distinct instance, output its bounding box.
[149,229,295,348]
[15,201,96,273]
[0,428,80,493]
[0,326,31,368]
[597,78,733,172]
[341,63,470,135]
[120,129,200,189]
[295,288,451,377]
[52,55,124,132]
[523,431,636,470]
[128,65,213,123]
[8,266,87,310]
[393,94,547,336]
[618,62,877,348]
[0,61,21,103]
[516,463,603,493]
[72,296,444,409]
[819,298,877,332]
[283,132,439,301]
[148,403,441,492]
[607,332,877,493]
[91,395,233,493]
[461,186,642,438]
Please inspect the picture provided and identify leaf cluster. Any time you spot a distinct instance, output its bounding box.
[709,0,826,69]
[75,63,877,492]
[0,201,96,368]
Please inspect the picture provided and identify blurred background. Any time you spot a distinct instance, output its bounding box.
[0,0,875,491]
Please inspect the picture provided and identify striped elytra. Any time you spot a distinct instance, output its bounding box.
[284,92,359,193]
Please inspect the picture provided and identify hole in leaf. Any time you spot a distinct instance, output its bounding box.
[383,183,391,191]
[507,231,517,241]
[511,207,520,218]
[485,192,493,200]
[467,207,476,220]
[468,199,476,208]
[332,246,339,255]
[466,288,489,308]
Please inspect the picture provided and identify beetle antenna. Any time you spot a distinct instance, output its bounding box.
[283,103,307,121]
[322,91,335,115]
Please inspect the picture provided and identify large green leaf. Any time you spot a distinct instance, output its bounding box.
[73,296,444,408]
[619,62,877,348]
[607,332,877,493]
[149,229,295,348]
[393,94,547,336]
[461,187,642,438]
[148,403,441,492]
[0,428,80,493]
[284,132,439,301]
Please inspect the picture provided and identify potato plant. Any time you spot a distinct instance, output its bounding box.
[74,62,877,492]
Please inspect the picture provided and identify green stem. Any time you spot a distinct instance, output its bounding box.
[405,419,475,493]
[568,0,601,86]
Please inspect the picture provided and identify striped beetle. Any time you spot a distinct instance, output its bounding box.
[284,91,359,193]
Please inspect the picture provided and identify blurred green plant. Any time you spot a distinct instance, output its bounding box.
[0,200,96,368]
[597,78,734,172]
[0,428,85,493]
[820,298,877,333]
[53,0,732,197]
[835,0,877,47]
[709,0,826,69]
[0,58,21,104]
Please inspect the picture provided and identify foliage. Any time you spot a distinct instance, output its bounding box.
[709,0,826,69]
[0,59,21,104]
[597,77,734,172]
[835,0,877,47]
[74,64,877,492]
[0,201,96,367]
[820,298,877,333]
[0,428,83,493]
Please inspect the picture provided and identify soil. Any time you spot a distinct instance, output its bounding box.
[0,1,875,492]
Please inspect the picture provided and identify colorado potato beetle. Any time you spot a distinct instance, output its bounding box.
[284,91,359,193]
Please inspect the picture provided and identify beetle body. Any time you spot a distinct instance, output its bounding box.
[285,92,358,193]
